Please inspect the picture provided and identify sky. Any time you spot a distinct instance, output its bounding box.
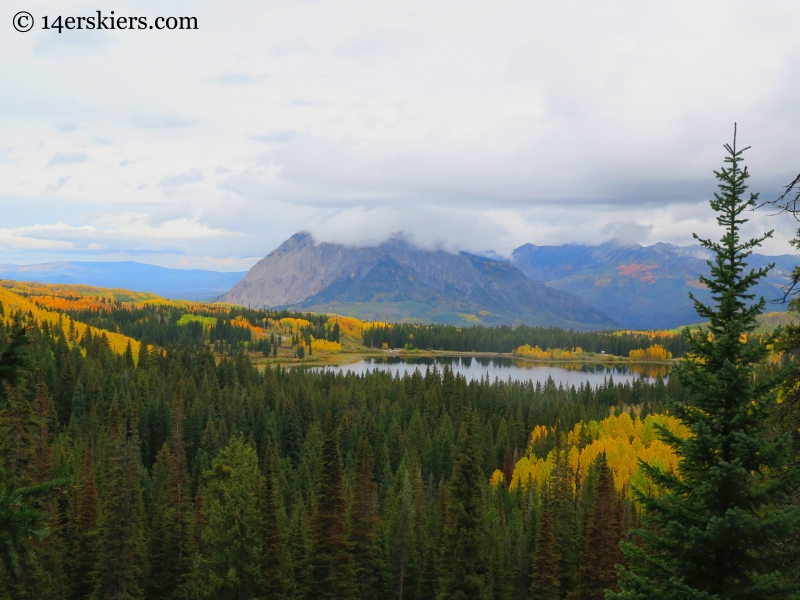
[2,0,800,271]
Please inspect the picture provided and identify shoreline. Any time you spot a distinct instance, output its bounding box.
[250,348,677,370]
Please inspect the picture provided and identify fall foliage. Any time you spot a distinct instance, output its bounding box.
[496,412,688,499]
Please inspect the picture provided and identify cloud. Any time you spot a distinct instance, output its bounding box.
[290,99,321,107]
[91,213,232,240]
[44,176,71,194]
[249,132,295,144]
[32,31,113,57]
[131,114,197,130]
[47,153,88,167]
[269,40,312,55]
[599,221,655,244]
[159,169,204,188]
[306,205,513,255]
[0,222,96,250]
[215,73,258,84]
[2,0,799,269]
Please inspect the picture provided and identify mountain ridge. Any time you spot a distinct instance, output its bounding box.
[510,239,795,329]
[221,233,616,329]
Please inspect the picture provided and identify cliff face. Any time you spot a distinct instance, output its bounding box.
[221,233,616,329]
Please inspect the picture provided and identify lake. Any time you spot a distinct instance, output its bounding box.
[310,356,669,386]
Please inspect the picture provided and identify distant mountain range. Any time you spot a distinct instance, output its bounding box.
[0,262,246,301]
[4,235,796,330]
[511,240,796,329]
[221,233,616,329]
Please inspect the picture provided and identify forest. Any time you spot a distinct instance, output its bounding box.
[0,307,683,599]
[362,323,689,357]
[0,139,798,600]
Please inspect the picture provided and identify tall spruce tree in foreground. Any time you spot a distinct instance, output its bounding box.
[191,435,262,600]
[67,448,98,600]
[148,390,193,599]
[439,408,487,600]
[351,438,381,600]
[306,414,357,600]
[261,447,288,599]
[530,492,559,600]
[576,454,623,600]
[612,129,800,599]
[92,402,146,600]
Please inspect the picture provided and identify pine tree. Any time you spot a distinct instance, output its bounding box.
[612,129,800,599]
[92,401,146,600]
[0,474,68,589]
[0,320,69,590]
[0,386,38,483]
[68,448,98,600]
[148,390,193,599]
[419,478,446,600]
[287,501,310,600]
[488,500,510,600]
[439,409,487,600]
[23,378,68,600]
[530,493,559,600]
[123,342,134,370]
[69,382,86,428]
[306,414,357,600]
[513,485,537,600]
[56,351,75,426]
[388,468,417,600]
[30,376,56,484]
[138,344,149,371]
[191,436,263,600]
[0,318,29,407]
[551,438,578,596]
[575,454,623,600]
[261,448,288,599]
[351,438,381,600]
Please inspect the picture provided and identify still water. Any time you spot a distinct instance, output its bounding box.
[311,356,669,386]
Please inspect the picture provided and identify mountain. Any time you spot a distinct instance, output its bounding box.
[0,261,246,301]
[221,233,616,329]
[511,239,796,329]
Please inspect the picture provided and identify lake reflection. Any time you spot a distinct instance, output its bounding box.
[311,356,669,386]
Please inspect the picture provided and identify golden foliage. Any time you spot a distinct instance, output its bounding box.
[489,470,505,487]
[0,285,140,359]
[276,317,313,333]
[311,338,341,352]
[327,315,388,338]
[498,412,689,499]
[628,344,673,361]
[513,344,584,360]
[614,329,677,339]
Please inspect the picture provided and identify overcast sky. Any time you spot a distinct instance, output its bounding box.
[3,0,800,270]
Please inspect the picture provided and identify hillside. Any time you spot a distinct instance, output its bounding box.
[511,239,796,329]
[221,233,617,329]
[0,282,141,357]
[0,261,246,301]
